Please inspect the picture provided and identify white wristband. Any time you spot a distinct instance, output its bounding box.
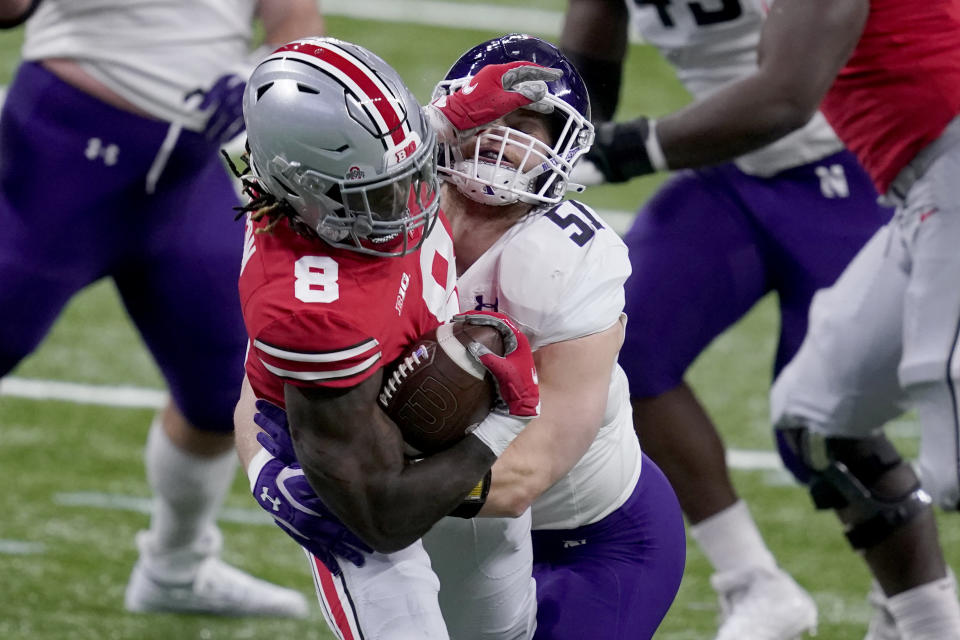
[468,412,527,457]
[246,447,275,492]
[645,119,669,172]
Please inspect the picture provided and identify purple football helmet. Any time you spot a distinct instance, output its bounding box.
[432,34,594,206]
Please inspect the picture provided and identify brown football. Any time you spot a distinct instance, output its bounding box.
[378,322,503,455]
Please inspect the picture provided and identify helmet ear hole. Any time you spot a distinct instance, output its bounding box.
[255,83,273,100]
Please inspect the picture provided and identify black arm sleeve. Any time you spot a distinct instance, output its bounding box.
[561,49,623,122]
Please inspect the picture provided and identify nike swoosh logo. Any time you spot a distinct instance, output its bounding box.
[461,82,477,95]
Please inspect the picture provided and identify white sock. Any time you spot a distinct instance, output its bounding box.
[140,415,237,578]
[690,500,777,575]
[889,572,960,640]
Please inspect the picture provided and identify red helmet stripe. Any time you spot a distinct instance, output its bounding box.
[274,41,408,147]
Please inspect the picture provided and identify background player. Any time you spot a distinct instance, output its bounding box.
[560,0,891,637]
[233,37,553,639]
[420,33,686,640]
[567,0,960,638]
[0,0,324,617]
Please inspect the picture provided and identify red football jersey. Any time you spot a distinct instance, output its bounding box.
[821,0,960,194]
[239,214,459,408]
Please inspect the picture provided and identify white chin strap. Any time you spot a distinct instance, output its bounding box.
[453,160,533,206]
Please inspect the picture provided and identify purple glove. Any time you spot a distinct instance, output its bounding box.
[196,73,246,145]
[250,400,372,574]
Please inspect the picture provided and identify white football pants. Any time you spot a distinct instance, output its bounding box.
[423,511,538,640]
[771,122,960,509]
[306,541,449,640]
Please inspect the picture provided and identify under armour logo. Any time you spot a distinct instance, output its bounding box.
[475,295,499,312]
[84,138,119,166]
[260,486,281,512]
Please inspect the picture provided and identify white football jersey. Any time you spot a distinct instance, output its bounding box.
[457,200,643,530]
[628,0,843,175]
[23,0,258,131]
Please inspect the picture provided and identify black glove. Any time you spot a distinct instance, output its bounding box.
[585,116,661,183]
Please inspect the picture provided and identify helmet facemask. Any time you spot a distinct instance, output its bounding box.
[433,55,594,207]
[256,133,440,257]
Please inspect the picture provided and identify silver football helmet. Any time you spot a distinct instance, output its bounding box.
[243,37,439,256]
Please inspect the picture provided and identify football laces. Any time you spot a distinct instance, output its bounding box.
[378,344,429,406]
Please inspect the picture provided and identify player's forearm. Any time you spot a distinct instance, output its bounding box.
[234,376,265,469]
[560,0,628,121]
[481,423,560,517]
[295,430,496,553]
[657,0,867,170]
[257,0,325,45]
[655,72,813,169]
[560,0,628,63]
[481,410,601,517]
[481,328,617,517]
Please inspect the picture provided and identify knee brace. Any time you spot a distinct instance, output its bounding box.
[777,419,932,549]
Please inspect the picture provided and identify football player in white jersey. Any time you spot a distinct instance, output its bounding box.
[561,0,959,639]
[420,34,686,640]
[0,0,326,618]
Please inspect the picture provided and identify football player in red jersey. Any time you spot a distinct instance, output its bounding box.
[231,38,552,639]
[565,0,960,637]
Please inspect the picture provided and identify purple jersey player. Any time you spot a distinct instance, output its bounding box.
[0,0,324,617]
[562,1,891,638]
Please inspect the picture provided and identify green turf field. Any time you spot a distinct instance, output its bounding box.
[0,3,955,639]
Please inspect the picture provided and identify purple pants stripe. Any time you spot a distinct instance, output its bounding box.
[532,454,686,640]
[0,62,246,431]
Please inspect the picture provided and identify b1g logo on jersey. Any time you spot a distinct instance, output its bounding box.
[396,272,411,315]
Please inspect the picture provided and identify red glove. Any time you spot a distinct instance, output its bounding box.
[453,310,540,419]
[425,61,562,142]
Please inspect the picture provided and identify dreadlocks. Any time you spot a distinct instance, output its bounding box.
[222,148,311,237]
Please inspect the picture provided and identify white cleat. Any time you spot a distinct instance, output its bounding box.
[711,566,818,640]
[125,530,309,618]
[865,582,901,640]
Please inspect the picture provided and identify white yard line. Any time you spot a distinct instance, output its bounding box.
[0,376,167,409]
[3,375,777,470]
[0,539,45,555]
[53,492,272,526]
